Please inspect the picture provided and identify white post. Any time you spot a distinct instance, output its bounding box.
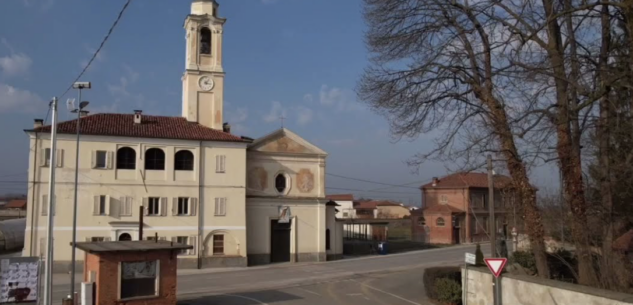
[43,97,59,305]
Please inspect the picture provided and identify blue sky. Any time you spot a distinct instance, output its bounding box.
[0,0,559,204]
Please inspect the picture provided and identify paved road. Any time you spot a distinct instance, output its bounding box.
[50,243,492,304]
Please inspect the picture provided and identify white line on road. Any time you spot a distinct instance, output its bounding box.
[225,294,269,305]
[296,287,321,296]
[360,284,422,305]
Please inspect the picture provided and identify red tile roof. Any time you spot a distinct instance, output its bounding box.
[354,200,403,209]
[326,194,354,201]
[4,199,26,209]
[28,113,247,142]
[421,172,513,189]
[423,204,464,214]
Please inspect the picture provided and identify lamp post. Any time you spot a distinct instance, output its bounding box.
[69,82,90,303]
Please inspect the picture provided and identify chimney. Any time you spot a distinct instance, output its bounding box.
[432,177,439,187]
[79,112,88,118]
[134,110,142,124]
[33,119,44,129]
[222,122,231,133]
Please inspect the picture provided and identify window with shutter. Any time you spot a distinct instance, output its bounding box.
[42,149,51,167]
[175,236,188,255]
[95,151,107,169]
[56,149,63,168]
[41,195,48,216]
[177,198,189,216]
[148,198,160,216]
[216,155,226,173]
[214,198,226,216]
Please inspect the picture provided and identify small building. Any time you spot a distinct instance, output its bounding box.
[326,194,355,219]
[76,240,192,305]
[353,200,411,219]
[420,172,518,244]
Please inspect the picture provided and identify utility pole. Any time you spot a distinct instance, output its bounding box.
[487,155,497,256]
[44,97,59,305]
[69,81,90,304]
[488,155,501,305]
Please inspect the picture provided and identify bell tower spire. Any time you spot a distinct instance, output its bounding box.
[182,0,226,130]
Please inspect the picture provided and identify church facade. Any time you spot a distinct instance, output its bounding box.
[21,0,343,272]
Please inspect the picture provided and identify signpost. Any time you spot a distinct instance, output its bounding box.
[465,253,476,265]
[484,258,507,278]
[485,258,507,305]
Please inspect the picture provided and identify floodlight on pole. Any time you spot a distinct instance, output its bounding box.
[68,82,91,303]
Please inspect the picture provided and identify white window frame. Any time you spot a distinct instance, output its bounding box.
[216,155,226,173]
[440,195,448,204]
[148,197,160,216]
[214,198,226,216]
[177,198,189,216]
[95,150,108,169]
[99,195,108,216]
[43,148,51,167]
[175,236,188,255]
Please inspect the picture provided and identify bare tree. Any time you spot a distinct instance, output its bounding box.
[358,0,551,278]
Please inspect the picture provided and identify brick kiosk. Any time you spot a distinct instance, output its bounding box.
[75,241,192,305]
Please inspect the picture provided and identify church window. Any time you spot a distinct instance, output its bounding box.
[116,147,136,170]
[175,150,194,171]
[436,217,445,227]
[200,27,211,55]
[275,174,287,194]
[145,148,165,170]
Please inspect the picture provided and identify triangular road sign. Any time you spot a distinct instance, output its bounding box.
[484,258,508,278]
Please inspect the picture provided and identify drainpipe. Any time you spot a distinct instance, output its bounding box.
[197,141,203,269]
[29,131,38,256]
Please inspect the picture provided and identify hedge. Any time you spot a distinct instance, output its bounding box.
[423,266,462,303]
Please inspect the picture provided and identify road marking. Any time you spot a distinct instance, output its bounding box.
[225,294,269,305]
[360,284,422,305]
[296,287,321,296]
[347,293,363,296]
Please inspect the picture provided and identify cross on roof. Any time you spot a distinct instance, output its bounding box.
[280,115,286,128]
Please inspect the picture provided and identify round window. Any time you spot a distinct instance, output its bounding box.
[275,174,287,193]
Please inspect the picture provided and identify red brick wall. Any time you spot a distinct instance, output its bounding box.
[425,213,453,244]
[84,250,178,305]
[410,214,426,242]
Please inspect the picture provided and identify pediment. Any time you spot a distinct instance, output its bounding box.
[248,128,327,156]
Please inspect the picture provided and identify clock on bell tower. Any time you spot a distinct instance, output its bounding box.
[182,0,226,130]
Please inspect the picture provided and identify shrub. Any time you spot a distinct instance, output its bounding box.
[475,243,485,266]
[423,266,461,301]
[511,250,537,274]
[435,278,462,304]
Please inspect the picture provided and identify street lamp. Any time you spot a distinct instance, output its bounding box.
[69,81,90,303]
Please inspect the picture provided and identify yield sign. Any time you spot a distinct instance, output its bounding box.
[484,258,508,278]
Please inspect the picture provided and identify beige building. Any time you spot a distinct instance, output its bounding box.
[22,0,342,272]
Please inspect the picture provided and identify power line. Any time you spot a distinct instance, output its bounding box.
[325,186,419,195]
[326,173,421,189]
[365,178,433,192]
[58,0,132,100]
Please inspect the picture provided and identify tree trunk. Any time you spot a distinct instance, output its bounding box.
[487,97,551,279]
[541,0,599,286]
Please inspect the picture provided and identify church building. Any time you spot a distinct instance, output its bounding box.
[21,0,343,271]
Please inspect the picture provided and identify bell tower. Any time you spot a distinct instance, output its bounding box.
[182,0,226,130]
